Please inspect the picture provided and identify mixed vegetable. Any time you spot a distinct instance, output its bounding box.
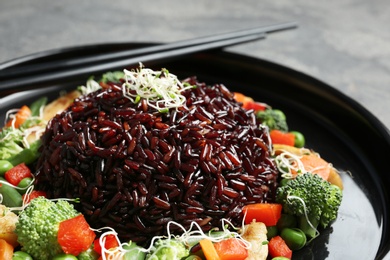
[0,68,343,260]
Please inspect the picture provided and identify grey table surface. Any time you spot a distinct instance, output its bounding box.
[1,0,390,131]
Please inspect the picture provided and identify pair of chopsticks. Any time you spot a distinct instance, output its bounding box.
[0,21,297,94]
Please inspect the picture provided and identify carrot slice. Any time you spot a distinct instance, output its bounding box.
[58,214,96,256]
[270,130,295,146]
[5,105,31,128]
[93,234,120,256]
[22,190,47,204]
[297,154,331,181]
[213,238,248,260]
[0,239,14,260]
[242,203,283,226]
[199,239,221,260]
[268,236,292,259]
[4,163,33,186]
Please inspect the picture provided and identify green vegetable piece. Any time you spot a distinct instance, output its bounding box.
[291,131,305,148]
[146,239,189,260]
[276,173,342,238]
[8,139,42,166]
[12,251,33,260]
[0,177,23,207]
[17,177,34,194]
[277,214,297,231]
[29,97,48,117]
[77,246,99,260]
[123,241,146,260]
[0,160,13,175]
[266,225,278,240]
[280,228,307,251]
[52,254,78,260]
[14,197,79,260]
[256,108,288,132]
[100,71,125,83]
[271,257,291,260]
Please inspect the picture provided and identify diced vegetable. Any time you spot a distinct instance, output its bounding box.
[5,105,31,129]
[8,140,42,166]
[0,238,14,260]
[22,190,47,204]
[268,236,292,259]
[213,238,248,260]
[4,163,32,186]
[93,234,120,256]
[199,239,220,260]
[234,92,267,111]
[270,130,295,146]
[294,154,331,181]
[242,203,283,226]
[57,214,96,256]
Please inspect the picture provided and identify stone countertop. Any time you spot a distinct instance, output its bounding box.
[1,0,389,130]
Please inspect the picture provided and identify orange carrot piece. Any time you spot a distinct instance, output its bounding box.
[5,105,31,128]
[268,236,292,259]
[4,163,33,186]
[0,239,14,260]
[58,214,96,256]
[297,154,331,181]
[200,239,221,260]
[213,238,248,260]
[242,203,283,226]
[270,130,295,146]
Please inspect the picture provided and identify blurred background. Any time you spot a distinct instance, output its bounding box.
[1,0,389,128]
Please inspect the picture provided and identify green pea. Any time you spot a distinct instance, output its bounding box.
[277,214,297,231]
[280,227,307,251]
[290,131,305,148]
[51,254,78,260]
[17,177,34,194]
[266,225,278,240]
[0,160,13,175]
[12,251,33,260]
[0,177,23,207]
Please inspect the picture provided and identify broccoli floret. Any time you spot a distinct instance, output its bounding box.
[276,173,342,238]
[146,238,189,260]
[15,197,79,260]
[256,108,288,132]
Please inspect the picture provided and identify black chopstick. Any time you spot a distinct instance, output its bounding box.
[0,21,297,94]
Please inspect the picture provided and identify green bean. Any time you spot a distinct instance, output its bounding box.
[271,257,291,260]
[29,97,48,117]
[17,177,34,194]
[0,177,23,207]
[0,160,13,175]
[291,131,305,148]
[51,254,78,260]
[280,227,307,251]
[8,140,41,166]
[12,251,33,260]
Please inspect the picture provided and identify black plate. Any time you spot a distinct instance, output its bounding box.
[1,44,390,259]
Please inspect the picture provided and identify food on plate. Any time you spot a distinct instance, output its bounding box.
[0,65,343,259]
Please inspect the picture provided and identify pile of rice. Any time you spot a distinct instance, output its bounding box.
[34,74,278,243]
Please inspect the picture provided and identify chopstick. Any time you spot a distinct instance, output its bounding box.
[0,21,297,93]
